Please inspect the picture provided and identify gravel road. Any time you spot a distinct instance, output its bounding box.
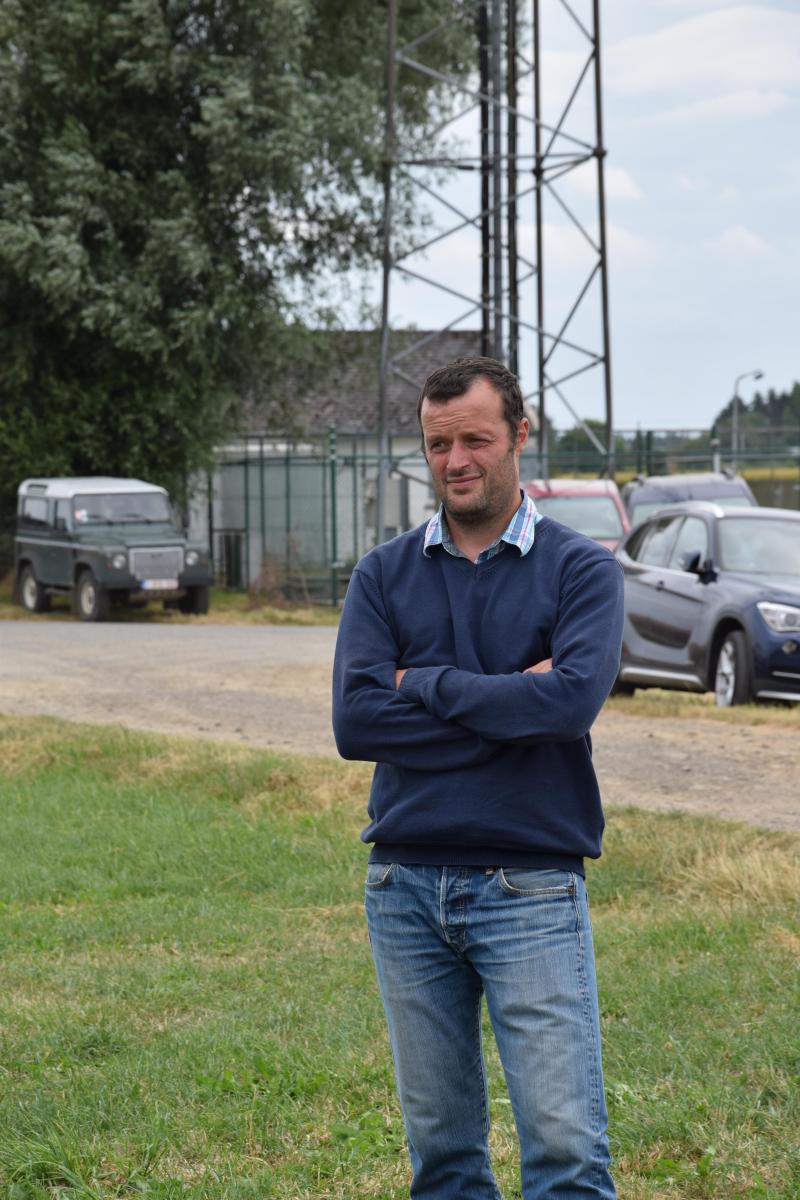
[1,620,798,832]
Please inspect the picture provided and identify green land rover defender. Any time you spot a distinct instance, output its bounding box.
[15,476,212,621]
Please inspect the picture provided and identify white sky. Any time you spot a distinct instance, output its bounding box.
[363,0,800,433]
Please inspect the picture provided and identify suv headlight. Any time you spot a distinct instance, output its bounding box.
[185,550,199,566]
[111,552,127,570]
[756,601,800,632]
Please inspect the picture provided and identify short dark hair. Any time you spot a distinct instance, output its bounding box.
[417,356,524,441]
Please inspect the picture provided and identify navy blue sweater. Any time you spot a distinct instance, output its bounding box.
[332,516,624,873]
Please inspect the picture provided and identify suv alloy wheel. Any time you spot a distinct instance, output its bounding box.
[714,631,751,707]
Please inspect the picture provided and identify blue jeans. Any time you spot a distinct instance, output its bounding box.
[365,864,615,1200]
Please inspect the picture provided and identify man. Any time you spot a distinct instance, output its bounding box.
[332,356,623,1199]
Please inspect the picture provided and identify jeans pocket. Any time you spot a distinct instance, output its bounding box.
[365,862,395,889]
[497,867,575,896]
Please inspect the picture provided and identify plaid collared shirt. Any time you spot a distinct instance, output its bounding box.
[423,491,540,562]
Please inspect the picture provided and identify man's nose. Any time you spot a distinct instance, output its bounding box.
[447,442,473,472]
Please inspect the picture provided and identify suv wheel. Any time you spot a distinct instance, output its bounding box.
[178,585,210,615]
[75,570,110,622]
[714,631,751,707]
[19,565,51,614]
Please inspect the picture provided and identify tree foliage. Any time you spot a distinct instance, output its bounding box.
[554,418,624,456]
[0,0,472,540]
[712,383,800,435]
[714,384,800,432]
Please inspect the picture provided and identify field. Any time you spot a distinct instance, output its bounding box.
[1,715,798,1199]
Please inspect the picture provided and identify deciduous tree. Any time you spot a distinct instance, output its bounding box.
[0,0,471,545]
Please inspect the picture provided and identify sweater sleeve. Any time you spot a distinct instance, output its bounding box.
[398,555,624,743]
[332,566,498,769]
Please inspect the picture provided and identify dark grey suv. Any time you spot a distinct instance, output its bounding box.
[615,502,800,705]
[15,476,212,621]
[621,471,756,529]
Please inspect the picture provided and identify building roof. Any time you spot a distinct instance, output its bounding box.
[244,329,483,437]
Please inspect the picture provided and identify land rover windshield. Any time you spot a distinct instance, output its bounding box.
[72,492,172,525]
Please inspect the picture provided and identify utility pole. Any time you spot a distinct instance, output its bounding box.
[376,0,397,546]
[593,0,614,476]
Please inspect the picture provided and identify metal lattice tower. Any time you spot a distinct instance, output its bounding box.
[376,0,614,542]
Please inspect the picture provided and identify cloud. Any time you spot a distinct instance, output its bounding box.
[606,7,800,97]
[704,224,773,260]
[654,0,756,7]
[778,161,800,196]
[634,89,791,126]
[607,224,662,269]
[568,163,644,200]
[673,171,709,193]
[672,172,740,202]
[516,220,661,273]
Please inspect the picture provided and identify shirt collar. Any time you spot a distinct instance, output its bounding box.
[423,491,540,560]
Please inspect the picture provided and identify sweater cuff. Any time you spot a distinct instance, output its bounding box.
[398,665,450,704]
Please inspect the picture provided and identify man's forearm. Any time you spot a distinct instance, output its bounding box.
[396,558,623,743]
[333,568,498,769]
[395,658,551,689]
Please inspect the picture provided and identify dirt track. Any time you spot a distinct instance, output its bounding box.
[1,620,798,832]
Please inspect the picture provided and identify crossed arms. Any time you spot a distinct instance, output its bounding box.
[395,658,551,689]
[332,558,623,769]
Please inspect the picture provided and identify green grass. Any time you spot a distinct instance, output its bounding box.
[1,716,798,1198]
[605,688,800,727]
[0,573,339,626]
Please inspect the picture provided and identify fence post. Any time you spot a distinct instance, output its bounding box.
[285,440,291,577]
[259,436,266,577]
[242,441,251,588]
[351,436,359,567]
[207,470,214,576]
[329,425,339,606]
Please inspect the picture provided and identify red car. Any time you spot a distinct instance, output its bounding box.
[522,478,631,551]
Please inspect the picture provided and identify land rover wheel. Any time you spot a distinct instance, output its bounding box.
[178,585,210,615]
[76,570,110,622]
[19,565,50,614]
[714,631,751,707]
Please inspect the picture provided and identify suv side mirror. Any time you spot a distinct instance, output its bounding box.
[678,550,702,574]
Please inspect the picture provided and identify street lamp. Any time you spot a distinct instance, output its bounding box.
[731,368,763,472]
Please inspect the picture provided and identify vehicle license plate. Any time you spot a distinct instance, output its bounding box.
[141,579,178,590]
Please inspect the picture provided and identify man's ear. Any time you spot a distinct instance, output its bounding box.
[515,417,530,454]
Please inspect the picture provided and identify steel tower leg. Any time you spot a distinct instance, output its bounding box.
[377,0,398,545]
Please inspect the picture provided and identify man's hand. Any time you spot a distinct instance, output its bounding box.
[524,658,553,674]
[396,668,408,688]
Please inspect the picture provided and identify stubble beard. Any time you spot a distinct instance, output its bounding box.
[440,452,519,530]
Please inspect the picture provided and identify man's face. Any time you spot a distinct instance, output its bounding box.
[420,378,529,527]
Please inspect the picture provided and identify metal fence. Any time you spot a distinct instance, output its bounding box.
[208,429,544,602]
[206,426,800,600]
